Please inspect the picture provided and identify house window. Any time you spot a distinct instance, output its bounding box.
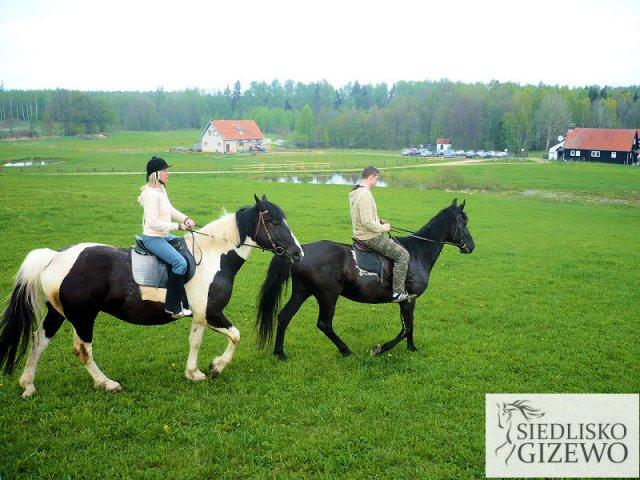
[575,150,580,156]
[591,151,600,158]
[611,152,617,159]
[208,130,212,135]
[570,150,575,156]
[204,141,208,146]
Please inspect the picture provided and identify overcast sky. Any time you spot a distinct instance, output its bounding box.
[1,0,638,92]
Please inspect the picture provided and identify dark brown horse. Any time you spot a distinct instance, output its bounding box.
[256,199,474,359]
[0,195,303,398]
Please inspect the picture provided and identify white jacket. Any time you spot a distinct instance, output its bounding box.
[138,186,187,237]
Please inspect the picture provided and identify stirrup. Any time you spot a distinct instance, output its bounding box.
[392,292,416,303]
[165,307,192,319]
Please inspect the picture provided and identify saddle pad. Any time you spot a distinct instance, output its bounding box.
[131,249,169,288]
[353,248,389,280]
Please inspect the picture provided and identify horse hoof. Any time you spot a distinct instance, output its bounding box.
[210,368,220,379]
[21,384,36,399]
[274,352,288,361]
[408,345,418,352]
[105,381,123,392]
[341,350,353,358]
[370,344,382,356]
[185,369,207,381]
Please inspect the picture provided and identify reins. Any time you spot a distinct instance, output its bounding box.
[389,225,465,249]
[185,210,287,265]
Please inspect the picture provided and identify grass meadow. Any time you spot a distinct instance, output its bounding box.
[0,134,639,479]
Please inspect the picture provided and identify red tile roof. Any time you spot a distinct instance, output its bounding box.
[563,128,639,152]
[211,120,264,140]
[436,138,452,144]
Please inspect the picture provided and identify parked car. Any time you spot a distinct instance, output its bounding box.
[495,151,508,158]
[443,150,456,158]
[419,149,434,157]
[402,147,420,156]
[465,150,476,157]
[455,150,466,156]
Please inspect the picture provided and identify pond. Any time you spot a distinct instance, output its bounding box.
[3,159,63,167]
[263,173,388,187]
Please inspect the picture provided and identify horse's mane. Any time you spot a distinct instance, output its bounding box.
[199,201,286,248]
[506,400,545,421]
[416,205,465,237]
[197,211,242,248]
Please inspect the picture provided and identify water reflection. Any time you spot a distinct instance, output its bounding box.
[264,173,388,187]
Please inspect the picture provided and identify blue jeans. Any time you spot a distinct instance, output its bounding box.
[142,234,187,276]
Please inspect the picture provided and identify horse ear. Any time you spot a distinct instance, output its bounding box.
[460,199,466,211]
[254,194,261,204]
[452,198,458,207]
[261,194,268,202]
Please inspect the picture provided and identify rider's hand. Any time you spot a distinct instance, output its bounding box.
[379,219,387,224]
[178,223,186,231]
[381,222,391,232]
[184,217,195,228]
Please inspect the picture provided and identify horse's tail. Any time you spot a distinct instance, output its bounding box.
[256,254,291,349]
[0,248,56,375]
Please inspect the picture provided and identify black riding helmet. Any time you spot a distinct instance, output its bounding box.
[146,156,171,179]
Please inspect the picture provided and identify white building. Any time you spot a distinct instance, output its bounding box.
[436,138,452,152]
[548,140,564,160]
[199,120,264,153]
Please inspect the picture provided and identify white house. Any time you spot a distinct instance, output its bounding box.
[548,140,564,160]
[199,120,264,153]
[436,138,452,152]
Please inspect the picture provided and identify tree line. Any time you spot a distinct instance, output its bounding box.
[1,80,639,151]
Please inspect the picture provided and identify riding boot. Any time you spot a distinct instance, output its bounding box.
[165,270,185,315]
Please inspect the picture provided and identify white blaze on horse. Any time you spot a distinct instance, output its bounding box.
[0,195,303,398]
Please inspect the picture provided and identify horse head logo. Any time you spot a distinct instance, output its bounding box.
[495,400,545,464]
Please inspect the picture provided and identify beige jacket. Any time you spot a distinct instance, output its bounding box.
[348,185,386,240]
[138,186,187,237]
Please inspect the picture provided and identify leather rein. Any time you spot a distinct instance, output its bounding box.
[186,210,287,265]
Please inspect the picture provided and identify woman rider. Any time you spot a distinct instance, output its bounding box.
[138,156,194,318]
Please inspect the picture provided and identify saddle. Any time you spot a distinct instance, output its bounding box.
[131,236,196,288]
[352,238,393,281]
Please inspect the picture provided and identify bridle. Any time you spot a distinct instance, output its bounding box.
[185,209,291,265]
[390,213,468,251]
[254,210,286,256]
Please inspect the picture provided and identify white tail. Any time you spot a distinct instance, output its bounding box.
[14,248,57,325]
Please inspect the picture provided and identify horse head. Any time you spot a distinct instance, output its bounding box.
[448,199,475,254]
[250,194,304,263]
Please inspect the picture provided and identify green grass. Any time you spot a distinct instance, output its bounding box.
[0,144,638,479]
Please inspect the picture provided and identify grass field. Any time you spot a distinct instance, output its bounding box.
[0,135,638,479]
[0,130,541,174]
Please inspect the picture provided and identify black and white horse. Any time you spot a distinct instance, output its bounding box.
[0,195,303,398]
[256,200,474,359]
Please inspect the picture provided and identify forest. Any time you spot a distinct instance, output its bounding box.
[1,80,639,151]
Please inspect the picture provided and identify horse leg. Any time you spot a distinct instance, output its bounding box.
[64,305,121,392]
[402,301,418,351]
[273,287,310,361]
[184,315,207,381]
[19,303,65,399]
[207,312,240,379]
[315,294,352,357]
[370,302,414,356]
[70,328,122,392]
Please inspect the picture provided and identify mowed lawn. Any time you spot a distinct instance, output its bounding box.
[0,158,639,478]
